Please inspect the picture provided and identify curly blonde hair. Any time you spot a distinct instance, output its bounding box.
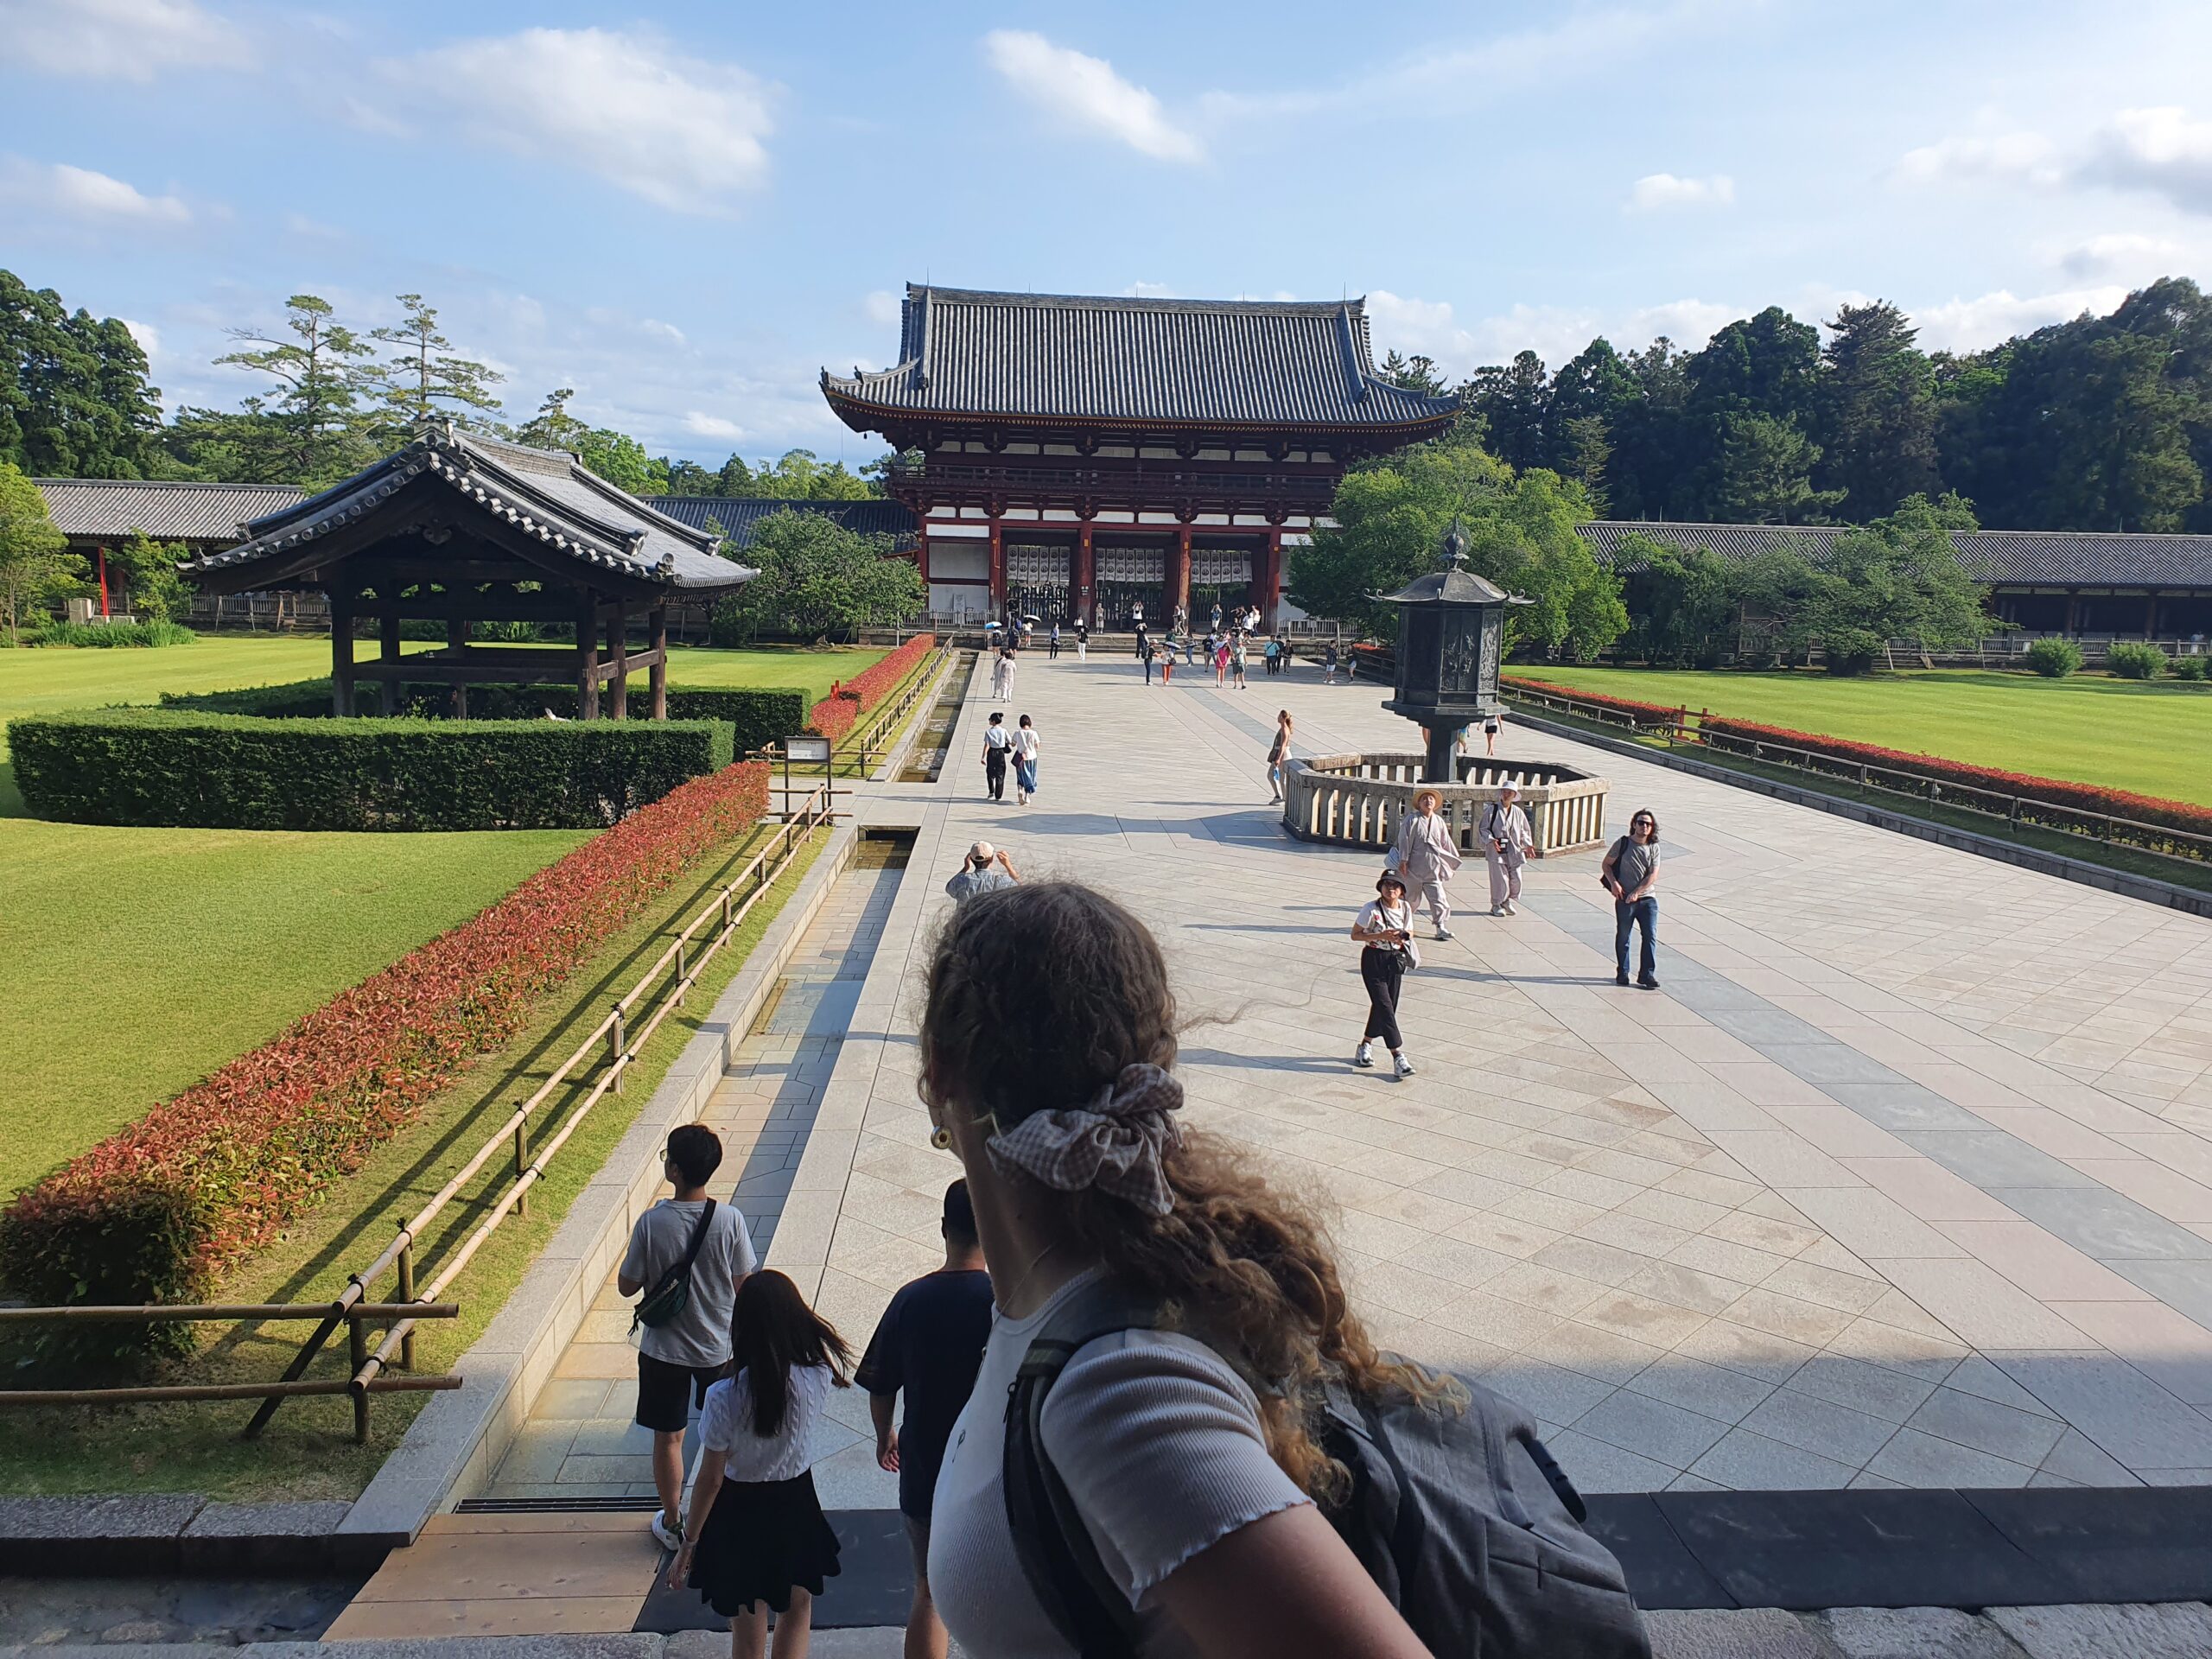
[920,880,1441,1502]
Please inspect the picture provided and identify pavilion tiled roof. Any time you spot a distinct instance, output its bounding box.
[822,285,1464,431]
[644,496,918,550]
[33,478,308,544]
[1576,520,2212,590]
[186,426,752,593]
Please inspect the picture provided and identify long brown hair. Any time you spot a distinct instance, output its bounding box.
[921,881,1439,1502]
[730,1269,853,1438]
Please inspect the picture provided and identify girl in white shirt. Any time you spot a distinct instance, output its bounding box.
[917,881,1438,1659]
[1013,715,1042,804]
[671,1269,853,1659]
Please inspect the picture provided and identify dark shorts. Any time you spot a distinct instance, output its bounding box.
[635,1351,722,1433]
[903,1514,931,1586]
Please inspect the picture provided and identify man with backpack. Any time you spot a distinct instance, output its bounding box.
[619,1122,760,1552]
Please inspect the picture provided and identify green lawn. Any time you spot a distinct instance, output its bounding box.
[0,820,585,1200]
[1517,666,2212,807]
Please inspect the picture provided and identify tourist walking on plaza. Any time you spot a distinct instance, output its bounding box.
[1013,714,1041,804]
[620,1124,760,1554]
[1230,633,1249,689]
[1385,787,1464,941]
[1213,635,1230,687]
[946,841,1020,901]
[1267,709,1294,803]
[1482,705,1503,756]
[1073,618,1088,662]
[1323,640,1340,683]
[1604,808,1662,988]
[1351,871,1419,1074]
[1138,631,1156,684]
[669,1269,850,1659]
[982,711,1012,802]
[1210,598,1224,632]
[1047,622,1060,660]
[1479,784,1533,916]
[858,1181,995,1659]
[914,881,1436,1659]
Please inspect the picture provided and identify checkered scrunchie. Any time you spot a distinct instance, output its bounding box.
[986,1062,1185,1216]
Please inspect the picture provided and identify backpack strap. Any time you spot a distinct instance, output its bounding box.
[1002,1279,1161,1659]
[678,1198,717,1274]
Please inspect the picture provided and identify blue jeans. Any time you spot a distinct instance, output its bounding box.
[1615,897,1657,982]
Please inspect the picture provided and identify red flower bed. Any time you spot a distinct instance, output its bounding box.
[0,761,771,1329]
[1503,675,1686,723]
[1700,715,2212,837]
[807,632,934,739]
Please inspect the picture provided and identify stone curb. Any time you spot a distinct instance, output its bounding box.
[1508,710,2212,920]
[0,1496,365,1577]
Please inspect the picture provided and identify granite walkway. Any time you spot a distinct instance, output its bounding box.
[775,652,2212,1503]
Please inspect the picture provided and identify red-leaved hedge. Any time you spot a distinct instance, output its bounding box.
[1503,675,1687,723]
[1700,715,2212,837]
[806,633,935,740]
[0,761,771,1333]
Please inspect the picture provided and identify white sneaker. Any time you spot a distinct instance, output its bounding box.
[1395,1052,1416,1077]
[650,1512,683,1552]
[1354,1042,1375,1068]
[1435,927,1452,941]
[1503,902,1518,916]
[1490,906,1505,917]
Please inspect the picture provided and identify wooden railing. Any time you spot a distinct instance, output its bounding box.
[849,638,958,777]
[1,785,835,1445]
[1501,682,2212,870]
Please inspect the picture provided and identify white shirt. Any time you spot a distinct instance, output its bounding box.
[930,1271,1309,1659]
[698,1362,836,1484]
[984,726,1013,750]
[1014,728,1041,760]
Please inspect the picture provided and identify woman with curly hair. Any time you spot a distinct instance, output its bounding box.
[916,881,1434,1659]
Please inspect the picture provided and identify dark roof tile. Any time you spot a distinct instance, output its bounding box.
[33,479,308,543]
[643,496,918,549]
[1577,521,2212,590]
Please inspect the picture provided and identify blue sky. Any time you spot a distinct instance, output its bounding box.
[4,0,2211,466]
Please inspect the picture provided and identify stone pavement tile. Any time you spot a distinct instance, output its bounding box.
[2043,1300,2212,1406]
[1645,1608,1834,1658]
[1543,1427,1682,1492]
[1815,1606,2028,1658]
[1680,1318,1820,1385]
[1668,1233,1793,1286]
[1990,1352,2212,1471]
[1864,1259,2097,1351]
[1787,1353,1942,1423]
[1987,1602,2212,1659]
[1573,1387,1732,1468]
[1763,1257,1891,1315]
[1706,1208,1825,1258]
[1689,1425,1858,1489]
[1486,1357,1616,1425]
[1720,1287,1860,1348]
[1430,1288,1563,1351]
[1785,1185,1977,1256]
[1628,1355,1779,1424]
[1929,1220,2157,1302]
[1943,1355,2059,1414]
[1904,1387,2068,1465]
[1767,1105,1919,1160]
[1739,1386,1898,1465]
[1620,1259,1753,1317]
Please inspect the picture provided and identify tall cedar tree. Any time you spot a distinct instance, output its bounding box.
[213,295,381,487]
[371,294,504,428]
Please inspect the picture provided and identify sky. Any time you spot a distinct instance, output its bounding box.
[4,0,2212,467]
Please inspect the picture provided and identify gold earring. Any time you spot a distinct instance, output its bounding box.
[930,1124,954,1151]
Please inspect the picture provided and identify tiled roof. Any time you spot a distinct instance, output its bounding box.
[33,478,307,544]
[644,496,918,550]
[186,426,753,593]
[822,285,1463,430]
[1577,521,2212,590]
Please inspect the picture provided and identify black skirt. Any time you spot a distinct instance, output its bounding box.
[687,1470,842,1618]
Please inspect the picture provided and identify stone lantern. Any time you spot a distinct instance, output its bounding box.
[1381,520,1529,782]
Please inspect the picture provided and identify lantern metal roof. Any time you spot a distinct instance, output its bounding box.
[1381,522,1532,607]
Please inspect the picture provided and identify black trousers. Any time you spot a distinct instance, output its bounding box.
[985,751,1007,800]
[1361,947,1406,1049]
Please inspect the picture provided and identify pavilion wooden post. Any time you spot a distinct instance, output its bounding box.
[378,607,402,715]
[649,603,668,720]
[1262,527,1285,632]
[329,586,355,716]
[1171,525,1192,620]
[447,618,469,718]
[988,518,1007,618]
[577,594,601,720]
[1076,522,1096,628]
[608,604,629,721]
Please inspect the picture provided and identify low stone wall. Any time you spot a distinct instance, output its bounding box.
[1282,751,1610,857]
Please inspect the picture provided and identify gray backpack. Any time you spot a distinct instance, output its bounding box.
[1004,1280,1651,1658]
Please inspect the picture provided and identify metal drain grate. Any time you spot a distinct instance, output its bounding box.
[454,1496,660,1513]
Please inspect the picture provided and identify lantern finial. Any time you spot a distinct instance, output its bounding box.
[1440,518,1470,568]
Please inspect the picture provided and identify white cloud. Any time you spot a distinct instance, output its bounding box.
[1124,281,1176,298]
[1625,298,1738,347]
[1909,285,2128,353]
[0,158,192,225]
[369,28,772,214]
[982,31,1202,164]
[863,290,902,325]
[1894,128,2062,188]
[2083,106,2212,216]
[2055,232,2184,279]
[641,319,686,344]
[117,317,161,359]
[1627,173,1735,212]
[684,412,745,441]
[283,212,346,239]
[1367,289,1740,378]
[3,0,245,80]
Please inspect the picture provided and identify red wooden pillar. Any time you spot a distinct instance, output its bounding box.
[649,602,668,720]
[1076,521,1096,626]
[988,518,1007,616]
[1169,526,1192,620]
[96,546,111,616]
[1261,528,1284,631]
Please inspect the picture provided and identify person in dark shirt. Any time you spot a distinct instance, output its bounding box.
[856,1180,994,1659]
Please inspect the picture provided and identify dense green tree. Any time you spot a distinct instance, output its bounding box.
[1712,412,1842,524]
[507,388,669,493]
[1287,435,1626,658]
[714,510,924,641]
[212,295,381,487]
[0,270,165,478]
[1620,536,1738,664]
[0,463,72,643]
[1557,414,1612,515]
[1816,302,1939,520]
[1376,351,1449,396]
[1464,351,1551,471]
[371,294,504,428]
[109,529,194,621]
[1799,493,1990,672]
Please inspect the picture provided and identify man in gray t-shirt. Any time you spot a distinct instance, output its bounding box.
[945,840,1020,902]
[618,1122,758,1548]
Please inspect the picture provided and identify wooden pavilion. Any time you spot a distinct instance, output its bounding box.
[184,423,753,718]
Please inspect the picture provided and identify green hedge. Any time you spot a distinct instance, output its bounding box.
[163,678,808,753]
[11,710,734,830]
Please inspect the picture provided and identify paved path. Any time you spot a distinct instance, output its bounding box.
[779,652,2212,1502]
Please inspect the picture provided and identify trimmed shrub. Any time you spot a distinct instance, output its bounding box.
[2170,653,2209,682]
[807,632,934,740]
[2106,640,2168,680]
[0,761,771,1354]
[2024,638,2083,678]
[12,711,732,830]
[22,619,195,649]
[1700,714,2212,838]
[161,677,334,718]
[1503,674,1685,723]
[1820,628,1884,676]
